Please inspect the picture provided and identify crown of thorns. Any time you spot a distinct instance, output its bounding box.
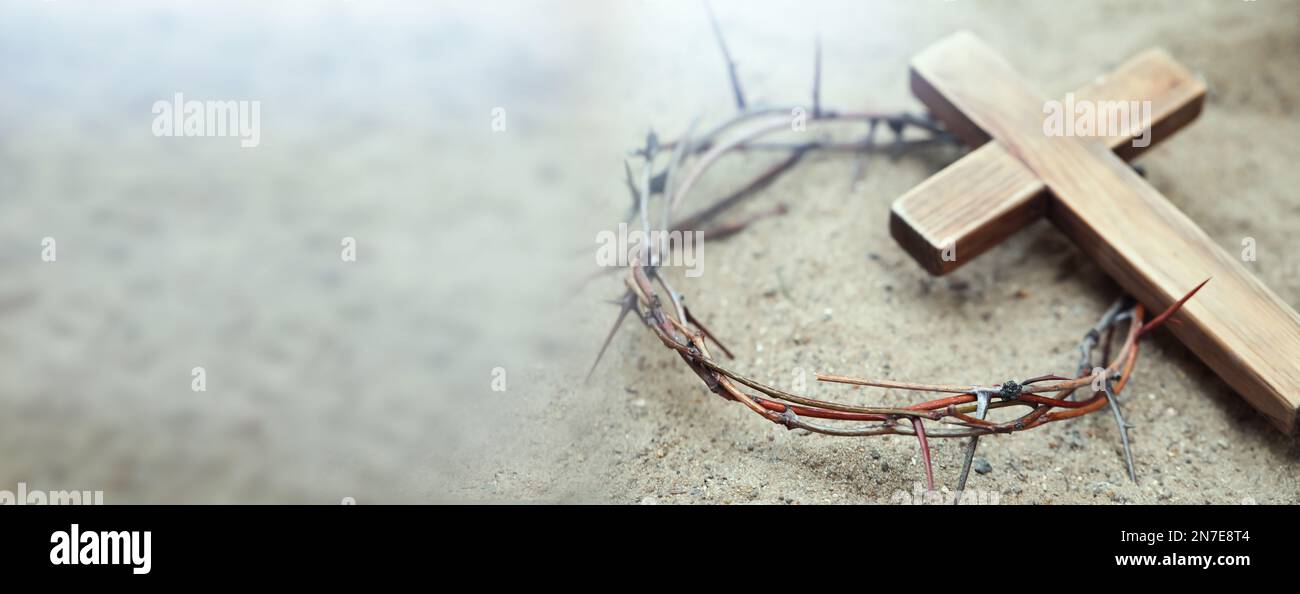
[586,11,1203,493]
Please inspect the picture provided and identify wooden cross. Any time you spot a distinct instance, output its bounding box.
[890,32,1300,433]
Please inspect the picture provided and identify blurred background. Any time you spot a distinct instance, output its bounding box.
[1,0,608,502]
[2,0,1297,503]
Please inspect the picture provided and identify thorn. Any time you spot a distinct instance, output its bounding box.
[954,435,980,501]
[1140,277,1210,336]
[1103,379,1138,484]
[703,0,746,110]
[811,34,822,118]
[955,389,991,498]
[849,118,880,190]
[585,291,637,383]
[911,418,935,491]
[974,389,992,419]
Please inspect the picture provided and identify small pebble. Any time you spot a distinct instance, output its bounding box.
[974,458,993,475]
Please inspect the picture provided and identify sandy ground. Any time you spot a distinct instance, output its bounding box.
[1,0,1297,504]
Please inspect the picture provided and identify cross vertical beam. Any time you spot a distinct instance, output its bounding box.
[896,32,1300,433]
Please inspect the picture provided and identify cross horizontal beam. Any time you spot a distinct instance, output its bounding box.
[891,47,1205,275]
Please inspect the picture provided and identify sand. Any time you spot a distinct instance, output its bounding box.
[1,0,1297,504]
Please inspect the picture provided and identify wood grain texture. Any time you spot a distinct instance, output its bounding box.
[891,47,1205,275]
[907,31,1300,433]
